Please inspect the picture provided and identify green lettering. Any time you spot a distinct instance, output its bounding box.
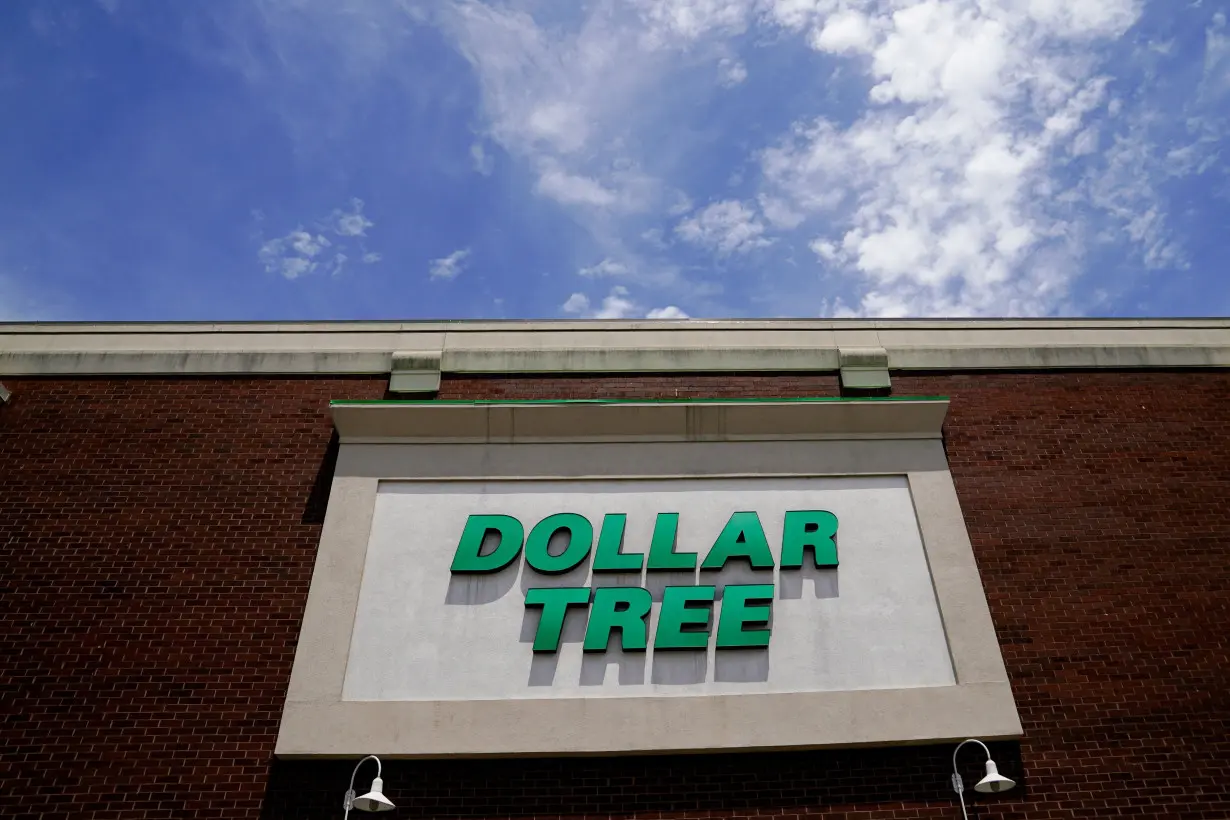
[592,514,645,573]
[780,510,839,568]
[701,511,774,571]
[646,512,697,571]
[524,587,591,652]
[524,513,594,574]
[716,584,774,649]
[450,514,524,573]
[655,585,715,650]
[583,586,652,652]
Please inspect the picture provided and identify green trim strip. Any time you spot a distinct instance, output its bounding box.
[331,396,949,407]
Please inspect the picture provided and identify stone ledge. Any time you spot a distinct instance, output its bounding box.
[329,398,950,444]
[2,319,1229,375]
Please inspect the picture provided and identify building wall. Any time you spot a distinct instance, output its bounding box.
[2,371,1228,819]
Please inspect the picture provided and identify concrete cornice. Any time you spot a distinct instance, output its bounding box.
[2,318,1229,376]
[330,398,950,444]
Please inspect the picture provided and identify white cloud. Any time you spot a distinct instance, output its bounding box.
[259,229,330,279]
[646,305,690,319]
[536,166,618,207]
[268,254,315,280]
[443,1,686,217]
[756,0,1149,316]
[641,227,669,249]
[676,200,772,254]
[562,292,590,313]
[218,0,1196,317]
[594,285,637,318]
[561,286,654,319]
[758,194,806,230]
[635,0,753,44]
[527,102,590,153]
[810,10,876,54]
[579,258,629,277]
[810,238,846,266]
[328,253,348,277]
[329,198,373,237]
[1084,124,1186,271]
[445,3,608,190]
[1206,13,1230,99]
[1071,127,1099,156]
[290,230,330,257]
[470,142,495,175]
[668,192,695,217]
[429,248,471,280]
[719,57,748,85]
[256,197,380,280]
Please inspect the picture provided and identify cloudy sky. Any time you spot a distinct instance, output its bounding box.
[1,0,1227,321]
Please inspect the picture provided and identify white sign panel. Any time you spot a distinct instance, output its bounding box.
[342,475,955,702]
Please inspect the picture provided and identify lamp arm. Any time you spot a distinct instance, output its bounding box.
[349,755,383,795]
[345,755,383,817]
[951,740,991,820]
[951,738,991,774]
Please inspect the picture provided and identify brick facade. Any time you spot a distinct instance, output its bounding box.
[2,372,1228,819]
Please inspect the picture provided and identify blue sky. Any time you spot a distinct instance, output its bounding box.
[1,0,1227,321]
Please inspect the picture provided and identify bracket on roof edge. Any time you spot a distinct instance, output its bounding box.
[839,347,891,394]
[388,351,442,395]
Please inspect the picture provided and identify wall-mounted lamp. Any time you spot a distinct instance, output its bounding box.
[344,755,395,817]
[951,739,1015,818]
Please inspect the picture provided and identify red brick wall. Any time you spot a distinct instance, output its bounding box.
[0,377,387,820]
[2,371,1228,819]
[436,373,842,400]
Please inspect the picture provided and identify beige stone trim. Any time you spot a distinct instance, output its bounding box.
[275,400,1022,758]
[277,681,1020,758]
[334,439,950,481]
[908,470,1010,685]
[2,318,1228,375]
[284,478,379,703]
[330,399,949,444]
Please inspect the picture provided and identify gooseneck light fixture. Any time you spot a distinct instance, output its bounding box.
[950,739,1015,819]
[344,755,396,816]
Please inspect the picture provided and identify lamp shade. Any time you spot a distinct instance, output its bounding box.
[353,776,396,812]
[974,760,1016,794]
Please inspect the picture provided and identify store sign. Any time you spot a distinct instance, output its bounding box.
[342,477,956,703]
[278,399,1023,757]
[450,511,838,652]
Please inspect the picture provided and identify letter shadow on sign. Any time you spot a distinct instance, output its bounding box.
[643,570,698,602]
[580,652,647,686]
[518,560,591,595]
[778,565,839,600]
[445,530,520,605]
[589,572,644,592]
[714,648,771,683]
[446,569,519,605]
[710,564,775,599]
[650,650,708,685]
[522,603,589,687]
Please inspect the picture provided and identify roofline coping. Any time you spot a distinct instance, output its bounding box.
[2,318,1229,376]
